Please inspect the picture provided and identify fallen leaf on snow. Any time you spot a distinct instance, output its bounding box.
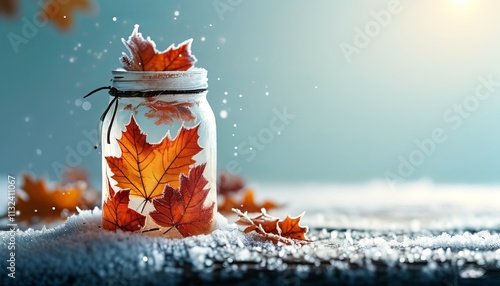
[233,208,309,245]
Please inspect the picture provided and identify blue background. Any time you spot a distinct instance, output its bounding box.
[1,0,500,185]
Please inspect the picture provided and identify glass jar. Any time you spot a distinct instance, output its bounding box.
[101,68,216,238]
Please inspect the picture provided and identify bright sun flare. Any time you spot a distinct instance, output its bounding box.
[454,0,471,8]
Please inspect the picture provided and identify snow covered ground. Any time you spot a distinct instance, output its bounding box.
[255,181,500,231]
[1,181,500,285]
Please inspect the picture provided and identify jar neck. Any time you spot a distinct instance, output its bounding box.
[112,68,208,92]
[115,90,208,103]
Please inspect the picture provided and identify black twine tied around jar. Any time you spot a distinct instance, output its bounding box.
[83,86,207,149]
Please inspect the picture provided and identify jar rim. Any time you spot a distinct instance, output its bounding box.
[112,67,208,91]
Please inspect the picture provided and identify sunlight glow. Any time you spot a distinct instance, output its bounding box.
[454,0,471,8]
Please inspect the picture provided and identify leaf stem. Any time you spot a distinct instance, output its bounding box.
[140,199,148,213]
[163,226,174,235]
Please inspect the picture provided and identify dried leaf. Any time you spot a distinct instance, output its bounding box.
[217,171,245,196]
[124,97,196,126]
[276,215,309,241]
[237,209,279,234]
[61,167,89,185]
[102,181,146,232]
[121,25,196,71]
[0,0,18,18]
[150,164,214,237]
[43,0,92,31]
[63,168,101,212]
[144,99,196,125]
[218,190,281,215]
[217,172,280,214]
[106,116,202,208]
[16,175,83,223]
[233,208,309,245]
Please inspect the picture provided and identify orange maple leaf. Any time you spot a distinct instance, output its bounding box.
[233,208,309,245]
[102,181,146,232]
[150,164,214,237]
[43,0,92,31]
[17,175,83,223]
[124,97,196,126]
[106,116,202,211]
[121,25,197,71]
[218,190,281,215]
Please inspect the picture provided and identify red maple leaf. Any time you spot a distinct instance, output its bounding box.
[102,181,146,232]
[217,171,245,196]
[121,25,196,71]
[150,164,214,237]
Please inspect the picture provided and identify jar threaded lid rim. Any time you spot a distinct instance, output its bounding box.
[112,67,208,91]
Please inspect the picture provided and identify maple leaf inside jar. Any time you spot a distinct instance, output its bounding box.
[87,26,217,238]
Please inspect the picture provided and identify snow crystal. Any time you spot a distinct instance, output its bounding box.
[219,110,228,119]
